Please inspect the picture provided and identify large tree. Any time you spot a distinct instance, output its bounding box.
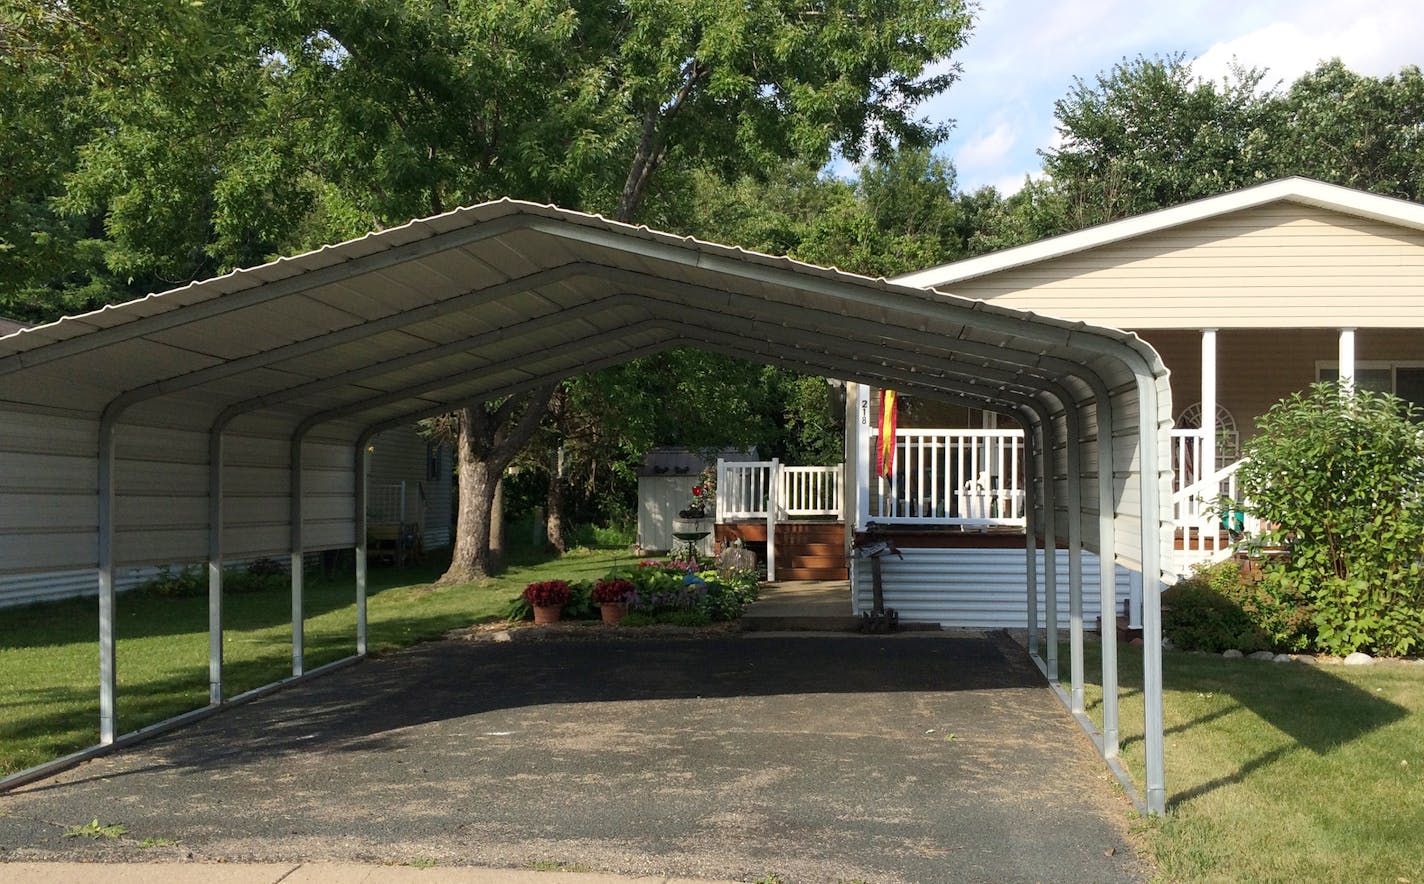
[8,0,975,581]
[1033,55,1424,236]
[1039,53,1278,231]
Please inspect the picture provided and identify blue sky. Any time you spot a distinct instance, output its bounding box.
[909,0,1424,193]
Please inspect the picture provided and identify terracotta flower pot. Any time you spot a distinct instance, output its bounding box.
[600,602,628,625]
[533,604,562,625]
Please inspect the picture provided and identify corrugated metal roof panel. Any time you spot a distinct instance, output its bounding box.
[0,199,1171,582]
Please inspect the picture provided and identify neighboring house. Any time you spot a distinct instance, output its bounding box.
[719,178,1424,628]
[0,423,449,608]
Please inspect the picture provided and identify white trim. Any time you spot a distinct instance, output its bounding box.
[894,177,1424,289]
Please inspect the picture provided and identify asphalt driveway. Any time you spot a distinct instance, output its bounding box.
[0,632,1145,883]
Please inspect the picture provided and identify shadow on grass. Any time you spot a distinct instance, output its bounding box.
[1081,642,1409,802]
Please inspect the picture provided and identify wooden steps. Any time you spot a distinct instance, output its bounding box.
[716,520,848,580]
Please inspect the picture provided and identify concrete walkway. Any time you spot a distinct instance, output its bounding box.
[0,634,1145,883]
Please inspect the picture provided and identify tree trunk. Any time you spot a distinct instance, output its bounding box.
[489,476,505,565]
[546,472,566,553]
[438,388,554,584]
[444,441,499,583]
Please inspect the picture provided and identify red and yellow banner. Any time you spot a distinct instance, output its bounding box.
[877,389,898,478]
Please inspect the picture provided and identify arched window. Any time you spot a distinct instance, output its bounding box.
[1176,402,1240,470]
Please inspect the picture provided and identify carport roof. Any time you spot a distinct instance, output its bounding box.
[0,199,1163,447]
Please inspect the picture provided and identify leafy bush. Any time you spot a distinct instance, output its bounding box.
[619,609,712,627]
[137,559,294,599]
[1163,560,1310,652]
[562,581,597,619]
[566,522,635,550]
[1238,382,1424,656]
[136,565,205,598]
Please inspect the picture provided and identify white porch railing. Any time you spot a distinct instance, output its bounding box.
[869,429,1025,527]
[780,465,843,517]
[1171,429,1207,492]
[1170,458,1261,574]
[716,459,842,520]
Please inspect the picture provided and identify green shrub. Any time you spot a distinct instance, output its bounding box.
[565,522,635,550]
[1162,560,1310,652]
[618,609,712,628]
[136,565,204,599]
[1238,382,1424,656]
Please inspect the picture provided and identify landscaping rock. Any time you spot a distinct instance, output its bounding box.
[1249,650,1276,661]
[1344,651,1374,666]
[1295,654,1318,665]
[1161,637,1175,651]
[1223,649,1244,658]
[1273,653,1293,663]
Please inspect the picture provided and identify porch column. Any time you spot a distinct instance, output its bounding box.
[1339,328,1356,391]
[1200,329,1217,480]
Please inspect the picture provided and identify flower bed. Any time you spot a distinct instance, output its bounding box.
[504,557,760,626]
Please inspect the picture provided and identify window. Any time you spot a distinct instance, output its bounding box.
[425,442,443,481]
[1318,362,1424,409]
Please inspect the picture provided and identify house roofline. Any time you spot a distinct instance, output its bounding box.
[895,177,1424,289]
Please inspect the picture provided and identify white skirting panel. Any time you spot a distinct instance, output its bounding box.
[851,546,1134,629]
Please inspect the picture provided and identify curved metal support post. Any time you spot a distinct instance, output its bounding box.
[1065,336,1170,814]
[96,418,117,744]
[207,428,224,705]
[1045,387,1086,712]
[1019,407,1039,657]
[289,434,304,677]
[354,433,373,657]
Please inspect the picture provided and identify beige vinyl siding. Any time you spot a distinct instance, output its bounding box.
[950,203,1424,328]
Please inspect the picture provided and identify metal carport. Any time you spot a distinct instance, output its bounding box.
[0,201,1174,812]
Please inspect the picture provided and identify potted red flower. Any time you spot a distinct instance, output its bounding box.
[523,580,571,625]
[592,578,635,625]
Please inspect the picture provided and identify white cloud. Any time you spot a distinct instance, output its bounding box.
[912,0,1424,193]
[1192,1,1422,87]
[955,121,1019,173]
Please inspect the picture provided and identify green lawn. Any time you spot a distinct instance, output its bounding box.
[1072,641,1424,883]
[0,546,637,777]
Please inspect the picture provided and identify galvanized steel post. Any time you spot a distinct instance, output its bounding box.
[289,435,304,677]
[1021,411,1039,657]
[207,429,224,705]
[96,419,117,744]
[354,438,369,657]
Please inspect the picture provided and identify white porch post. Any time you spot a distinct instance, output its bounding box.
[1339,328,1356,391]
[1200,329,1217,476]
[855,384,871,530]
